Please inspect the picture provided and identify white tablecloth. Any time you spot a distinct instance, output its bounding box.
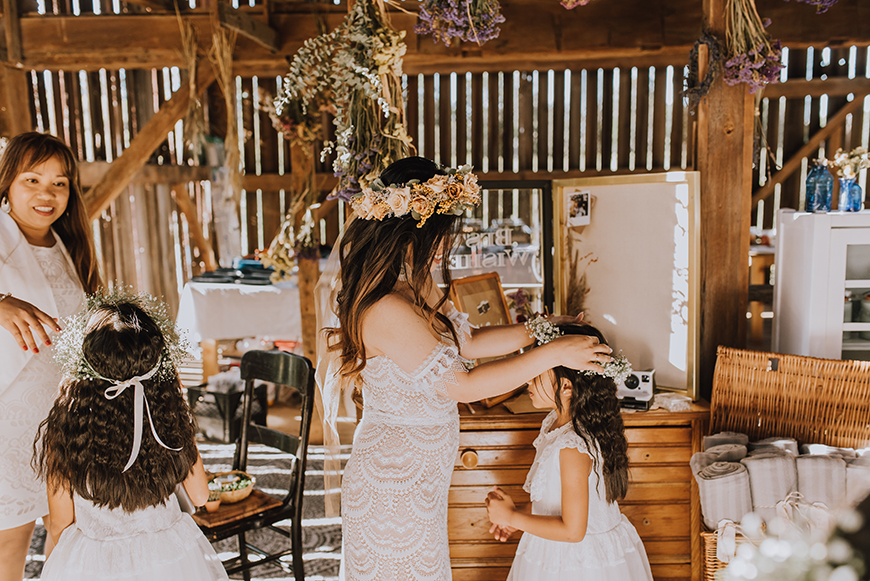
[175,281,302,344]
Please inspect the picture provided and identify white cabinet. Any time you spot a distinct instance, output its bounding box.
[773,209,870,359]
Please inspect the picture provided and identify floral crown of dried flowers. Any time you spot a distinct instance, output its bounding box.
[525,316,633,384]
[349,164,482,227]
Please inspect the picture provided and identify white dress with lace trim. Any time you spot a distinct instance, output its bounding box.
[41,493,229,580]
[508,411,654,581]
[0,243,84,529]
[341,336,469,581]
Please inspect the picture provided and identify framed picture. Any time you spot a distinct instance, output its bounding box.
[449,272,523,407]
[449,272,512,329]
[553,172,701,400]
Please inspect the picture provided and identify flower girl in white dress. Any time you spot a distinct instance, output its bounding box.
[33,292,228,581]
[486,324,653,581]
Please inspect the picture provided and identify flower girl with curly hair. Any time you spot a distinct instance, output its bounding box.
[33,293,228,581]
[486,323,653,581]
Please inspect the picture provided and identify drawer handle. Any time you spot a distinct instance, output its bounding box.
[642,518,651,526]
[461,450,479,469]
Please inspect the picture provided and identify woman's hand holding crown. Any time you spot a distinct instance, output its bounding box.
[550,333,612,372]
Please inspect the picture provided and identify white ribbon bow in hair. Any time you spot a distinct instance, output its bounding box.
[100,362,182,472]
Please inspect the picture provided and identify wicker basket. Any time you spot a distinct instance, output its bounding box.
[702,347,870,576]
[710,346,870,449]
[210,470,255,504]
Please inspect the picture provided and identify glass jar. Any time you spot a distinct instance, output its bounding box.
[839,177,861,212]
[806,160,834,212]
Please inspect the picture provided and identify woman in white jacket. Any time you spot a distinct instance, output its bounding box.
[0,132,101,580]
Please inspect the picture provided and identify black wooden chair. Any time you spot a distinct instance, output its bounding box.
[193,349,315,581]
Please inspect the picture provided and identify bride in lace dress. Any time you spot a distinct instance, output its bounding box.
[322,157,612,581]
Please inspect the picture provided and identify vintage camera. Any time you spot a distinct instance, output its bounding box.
[616,370,654,411]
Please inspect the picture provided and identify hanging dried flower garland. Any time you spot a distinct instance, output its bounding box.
[261,93,323,151]
[276,0,411,203]
[723,0,784,94]
[415,0,505,47]
[560,0,593,9]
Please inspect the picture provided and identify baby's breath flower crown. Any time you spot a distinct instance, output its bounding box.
[54,288,190,384]
[527,315,634,383]
[349,164,481,227]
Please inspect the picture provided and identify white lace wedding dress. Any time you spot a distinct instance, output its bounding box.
[40,493,229,580]
[507,411,653,581]
[340,312,470,581]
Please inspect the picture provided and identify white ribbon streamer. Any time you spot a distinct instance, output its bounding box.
[99,362,182,472]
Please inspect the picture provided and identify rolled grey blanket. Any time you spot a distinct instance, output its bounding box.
[703,432,749,451]
[796,455,846,508]
[741,453,797,524]
[749,437,799,456]
[800,443,857,459]
[748,445,791,457]
[692,460,753,530]
[706,444,748,462]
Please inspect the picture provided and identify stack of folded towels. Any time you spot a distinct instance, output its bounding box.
[691,432,870,531]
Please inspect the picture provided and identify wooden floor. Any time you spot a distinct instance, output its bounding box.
[267,398,357,445]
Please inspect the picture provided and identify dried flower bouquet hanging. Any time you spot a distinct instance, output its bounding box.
[276,0,411,203]
[415,0,505,47]
[723,0,784,94]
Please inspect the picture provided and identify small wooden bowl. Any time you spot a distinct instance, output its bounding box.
[209,470,255,504]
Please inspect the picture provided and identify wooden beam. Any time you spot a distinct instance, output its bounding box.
[83,64,216,220]
[752,93,869,204]
[0,65,31,136]
[3,0,22,65]
[216,0,278,53]
[79,161,211,187]
[170,182,218,272]
[696,0,755,401]
[763,77,870,99]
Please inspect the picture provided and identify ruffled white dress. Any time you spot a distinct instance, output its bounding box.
[40,493,229,581]
[507,412,653,581]
[0,243,83,529]
[340,309,471,581]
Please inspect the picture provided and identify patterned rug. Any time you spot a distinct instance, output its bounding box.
[25,443,347,581]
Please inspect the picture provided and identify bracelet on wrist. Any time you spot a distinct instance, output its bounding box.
[524,315,563,345]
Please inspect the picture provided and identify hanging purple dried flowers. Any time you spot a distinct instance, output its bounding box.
[723,0,784,94]
[783,0,838,14]
[415,0,505,47]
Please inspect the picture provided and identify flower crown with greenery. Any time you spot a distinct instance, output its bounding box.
[349,164,481,227]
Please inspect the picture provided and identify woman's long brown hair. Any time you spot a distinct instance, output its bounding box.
[327,157,463,382]
[0,132,102,293]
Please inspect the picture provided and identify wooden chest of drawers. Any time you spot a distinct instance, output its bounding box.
[448,402,709,581]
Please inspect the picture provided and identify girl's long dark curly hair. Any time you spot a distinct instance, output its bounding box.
[550,324,629,503]
[327,156,462,381]
[34,301,198,512]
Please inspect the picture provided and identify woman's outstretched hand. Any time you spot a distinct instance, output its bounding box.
[551,333,612,372]
[0,296,61,353]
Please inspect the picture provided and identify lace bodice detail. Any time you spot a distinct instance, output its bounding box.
[73,494,183,541]
[523,411,623,534]
[342,339,467,581]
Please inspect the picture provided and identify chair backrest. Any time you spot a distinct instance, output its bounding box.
[234,350,316,507]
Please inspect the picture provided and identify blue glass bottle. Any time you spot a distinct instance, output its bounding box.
[805,160,834,212]
[850,181,864,212]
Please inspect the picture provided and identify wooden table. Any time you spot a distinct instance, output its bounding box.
[448,400,710,581]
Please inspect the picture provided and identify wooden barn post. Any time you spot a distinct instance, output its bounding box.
[696,0,754,401]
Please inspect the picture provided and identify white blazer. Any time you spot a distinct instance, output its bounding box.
[0,211,81,396]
